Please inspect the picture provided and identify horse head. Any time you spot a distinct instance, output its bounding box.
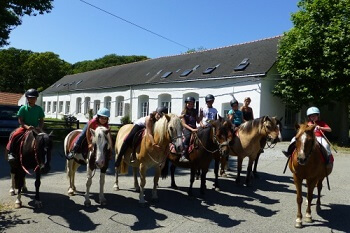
[261,116,282,143]
[295,123,316,165]
[89,126,112,169]
[166,114,183,154]
[209,116,233,158]
[32,130,53,174]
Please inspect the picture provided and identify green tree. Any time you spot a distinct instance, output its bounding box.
[273,0,350,145]
[0,47,32,93]
[0,1,53,47]
[22,52,71,91]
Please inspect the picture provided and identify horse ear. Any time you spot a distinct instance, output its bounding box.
[295,123,300,131]
[103,128,110,135]
[90,128,96,136]
[164,114,170,122]
[218,115,223,122]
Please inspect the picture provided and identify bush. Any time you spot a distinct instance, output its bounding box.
[120,115,131,125]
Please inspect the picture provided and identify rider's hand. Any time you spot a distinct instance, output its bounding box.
[27,126,34,130]
[192,128,198,132]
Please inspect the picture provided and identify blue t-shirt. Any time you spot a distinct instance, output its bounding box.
[228,109,243,126]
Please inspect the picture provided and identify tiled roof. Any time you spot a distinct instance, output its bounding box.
[43,36,281,94]
[0,92,23,106]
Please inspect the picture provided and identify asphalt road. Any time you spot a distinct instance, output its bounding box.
[0,140,349,233]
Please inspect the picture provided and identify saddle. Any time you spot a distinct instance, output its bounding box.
[288,141,334,165]
[69,134,89,160]
[169,132,198,154]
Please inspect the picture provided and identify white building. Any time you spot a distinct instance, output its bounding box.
[42,36,298,139]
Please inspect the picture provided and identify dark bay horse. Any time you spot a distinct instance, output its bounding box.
[114,114,183,205]
[11,130,52,208]
[288,123,333,228]
[162,117,232,196]
[65,126,113,206]
[225,116,281,186]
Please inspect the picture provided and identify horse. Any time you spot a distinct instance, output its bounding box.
[64,126,113,206]
[219,117,283,178]
[113,114,183,205]
[224,116,282,186]
[162,117,233,196]
[9,129,52,208]
[288,123,333,228]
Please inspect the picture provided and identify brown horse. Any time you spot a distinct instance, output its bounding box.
[65,126,113,206]
[162,117,232,196]
[10,130,52,208]
[288,123,333,228]
[114,114,183,205]
[225,116,281,186]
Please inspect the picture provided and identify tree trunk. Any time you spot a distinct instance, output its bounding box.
[338,101,349,146]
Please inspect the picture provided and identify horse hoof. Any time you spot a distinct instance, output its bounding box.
[304,216,312,223]
[113,184,120,191]
[15,203,22,209]
[68,189,75,196]
[22,187,28,193]
[9,189,15,196]
[295,222,303,228]
[135,187,140,192]
[215,187,220,192]
[171,184,178,190]
[84,200,91,207]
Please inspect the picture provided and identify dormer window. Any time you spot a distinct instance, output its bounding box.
[180,69,192,77]
[234,58,250,71]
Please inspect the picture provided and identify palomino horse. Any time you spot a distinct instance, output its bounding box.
[226,116,281,186]
[10,130,52,208]
[64,126,113,206]
[114,114,183,205]
[288,123,333,228]
[162,117,232,196]
[219,117,283,178]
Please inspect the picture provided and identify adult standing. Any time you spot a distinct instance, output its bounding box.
[240,97,254,121]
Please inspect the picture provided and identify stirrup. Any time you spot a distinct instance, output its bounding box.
[179,155,189,163]
[66,151,75,160]
[7,153,15,162]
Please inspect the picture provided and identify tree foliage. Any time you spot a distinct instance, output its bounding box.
[0,0,53,47]
[273,0,350,110]
[71,54,148,74]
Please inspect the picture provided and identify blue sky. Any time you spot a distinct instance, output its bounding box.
[5,0,299,64]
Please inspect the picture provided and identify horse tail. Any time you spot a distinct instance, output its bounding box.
[161,157,169,179]
[120,158,128,174]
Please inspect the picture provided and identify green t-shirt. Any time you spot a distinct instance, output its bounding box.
[17,104,45,127]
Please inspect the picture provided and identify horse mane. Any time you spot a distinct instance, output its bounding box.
[92,126,112,150]
[154,115,168,144]
[239,117,264,134]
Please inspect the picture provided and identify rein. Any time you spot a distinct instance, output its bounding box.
[193,131,220,154]
[19,131,41,175]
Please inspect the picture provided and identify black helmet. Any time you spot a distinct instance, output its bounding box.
[205,94,215,102]
[230,98,238,106]
[185,96,196,103]
[156,106,168,115]
[25,88,39,98]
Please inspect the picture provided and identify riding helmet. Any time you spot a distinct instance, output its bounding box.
[205,94,215,102]
[97,108,110,118]
[230,98,238,107]
[306,106,320,116]
[185,96,196,103]
[156,106,168,115]
[25,88,39,98]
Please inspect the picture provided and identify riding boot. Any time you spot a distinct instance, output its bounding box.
[179,146,189,162]
[7,150,17,168]
[115,142,129,167]
[66,143,78,160]
[282,141,296,158]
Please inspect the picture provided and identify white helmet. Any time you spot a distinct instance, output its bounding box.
[306,107,320,116]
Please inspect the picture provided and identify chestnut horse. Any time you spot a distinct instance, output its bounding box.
[114,114,183,205]
[65,126,113,206]
[288,123,333,228]
[10,130,52,208]
[226,116,281,186]
[161,117,232,196]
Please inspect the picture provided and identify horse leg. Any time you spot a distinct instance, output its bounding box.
[236,156,243,185]
[152,167,160,202]
[138,164,147,205]
[213,158,220,191]
[170,163,177,189]
[294,175,303,228]
[9,173,16,196]
[305,179,317,223]
[316,178,324,212]
[133,167,140,192]
[245,158,254,186]
[84,167,93,207]
[34,171,42,208]
[67,160,75,195]
[14,172,25,208]
[113,167,120,191]
[195,169,200,180]
[188,167,196,196]
[99,172,107,205]
[253,152,261,178]
[200,168,208,195]
[220,156,227,177]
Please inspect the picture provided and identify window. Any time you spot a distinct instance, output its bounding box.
[234,58,250,71]
[141,102,149,117]
[115,96,124,117]
[161,71,172,79]
[59,101,63,113]
[65,101,70,114]
[284,107,297,128]
[104,96,111,110]
[203,67,216,74]
[53,101,57,113]
[84,97,90,114]
[161,101,171,113]
[180,69,192,77]
[47,102,51,113]
[94,100,100,114]
[43,102,46,112]
[76,98,82,114]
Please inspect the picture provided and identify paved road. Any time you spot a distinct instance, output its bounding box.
[0,140,349,233]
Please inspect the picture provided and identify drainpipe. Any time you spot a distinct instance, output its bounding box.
[56,91,59,119]
[129,85,133,121]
